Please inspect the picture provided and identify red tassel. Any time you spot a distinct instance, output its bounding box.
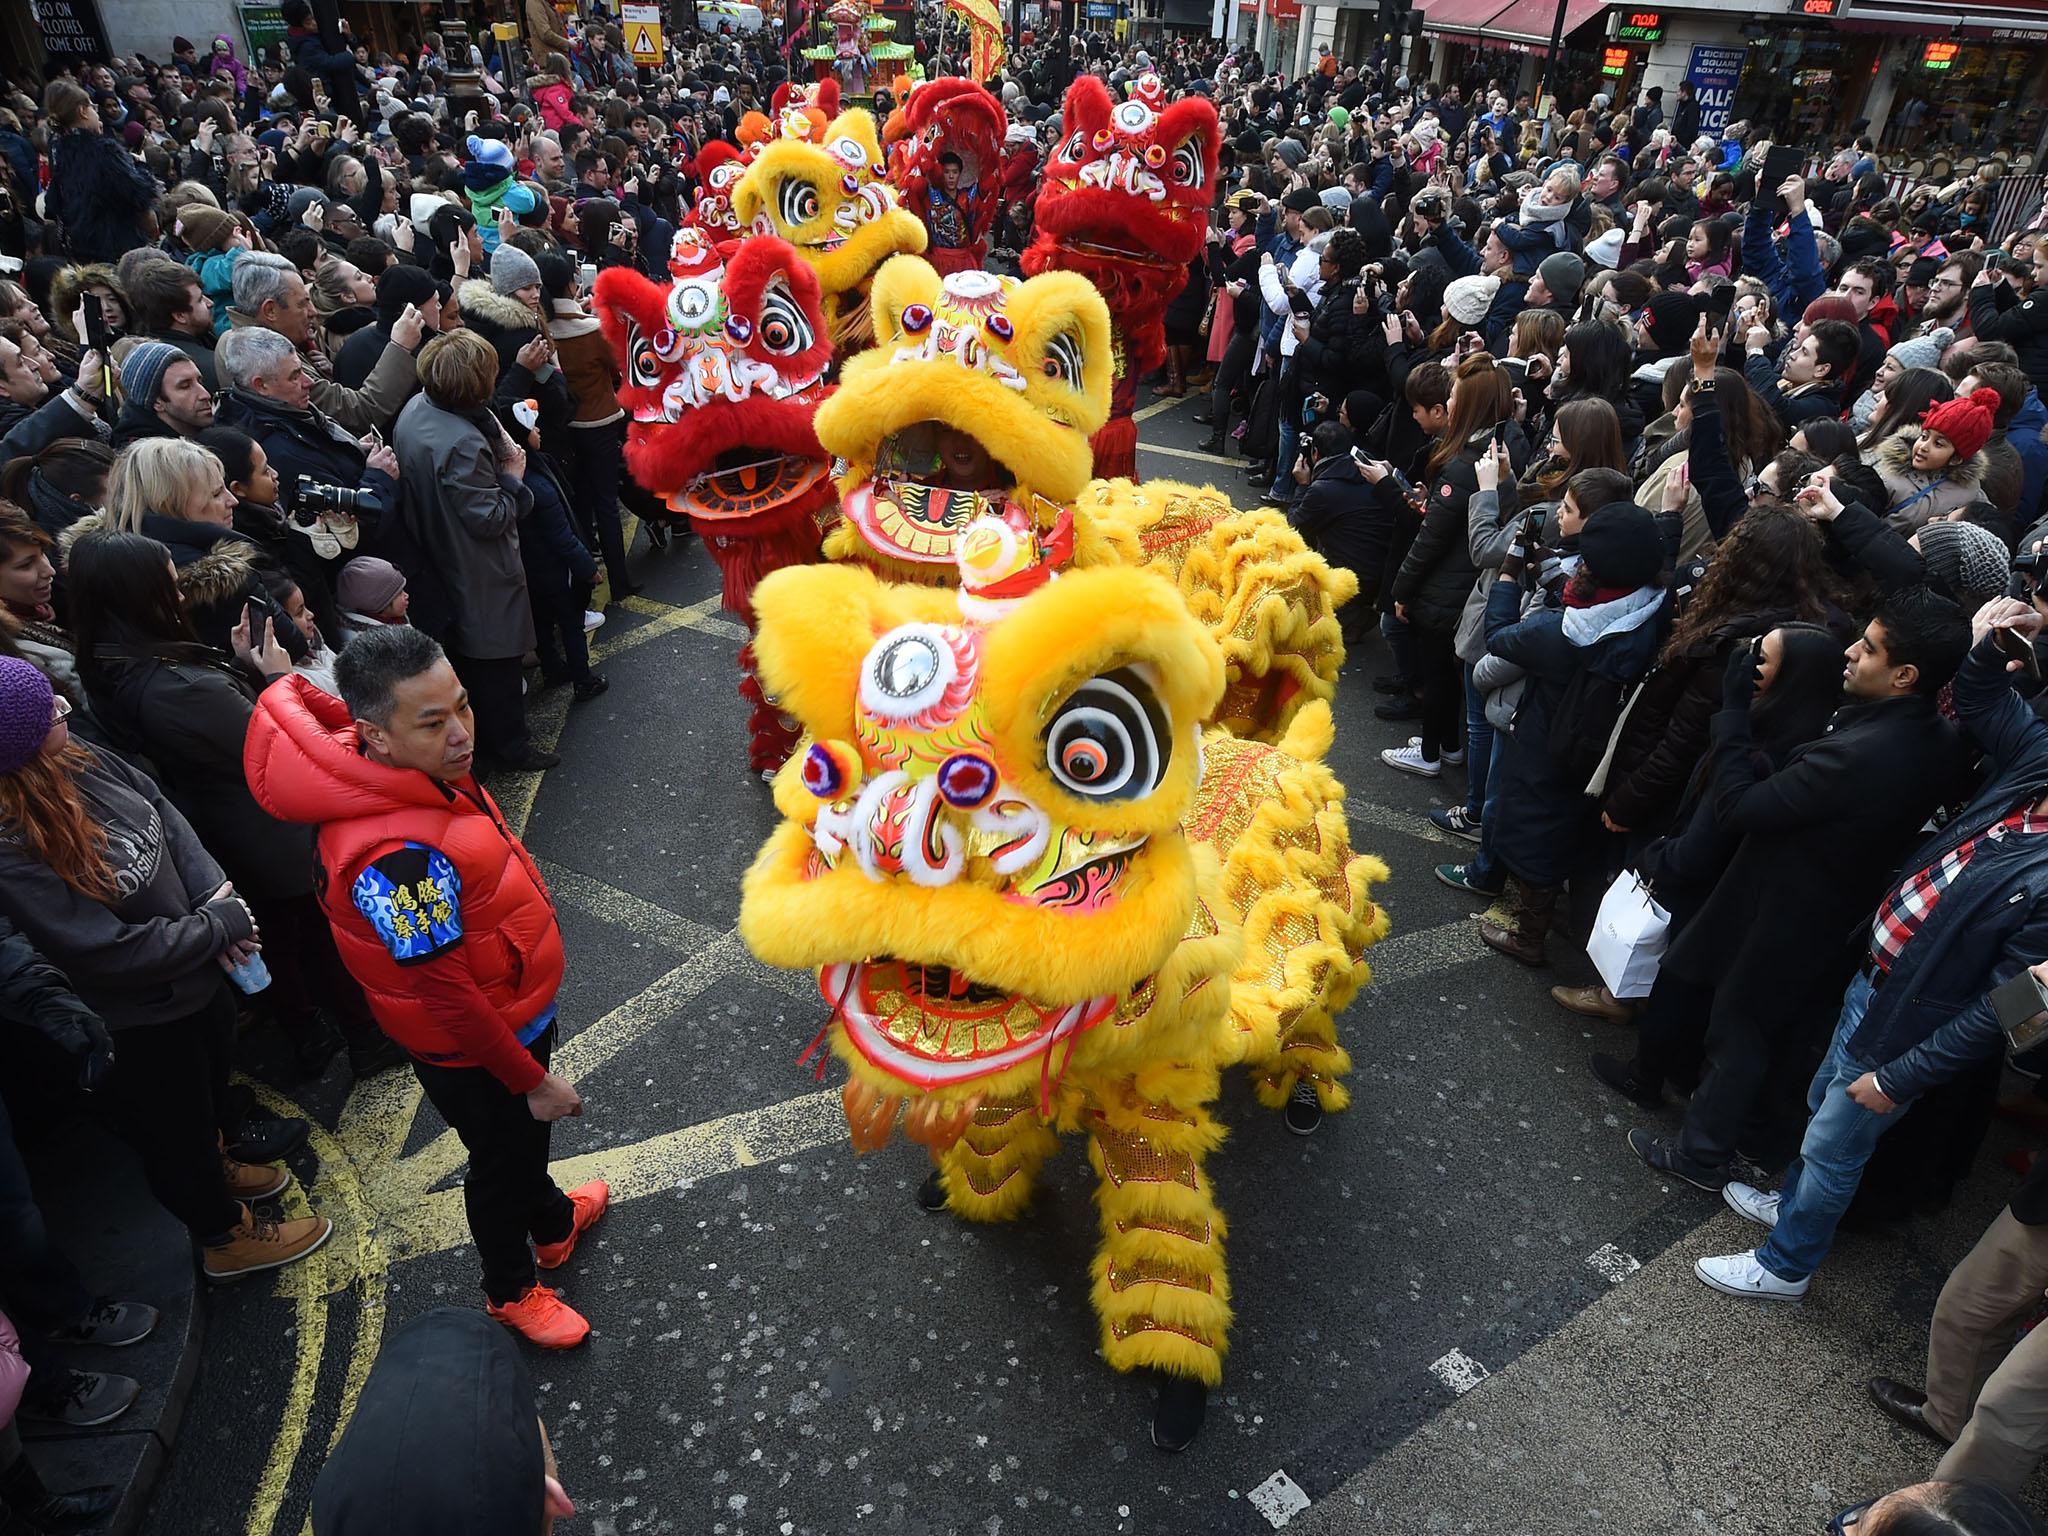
[1090,416,1139,483]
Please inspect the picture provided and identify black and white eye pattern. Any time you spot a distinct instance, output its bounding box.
[759,283,812,355]
[1045,668,1170,801]
[778,177,822,226]
[1171,139,1205,189]
[625,319,661,388]
[1042,331,1083,390]
[1061,129,1088,162]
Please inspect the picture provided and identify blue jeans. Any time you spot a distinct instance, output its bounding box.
[1467,742,1505,887]
[1272,412,1301,496]
[1756,973,1893,1281]
[1381,609,1415,690]
[1461,664,1494,819]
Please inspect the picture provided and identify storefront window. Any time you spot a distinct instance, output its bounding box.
[1885,42,2048,157]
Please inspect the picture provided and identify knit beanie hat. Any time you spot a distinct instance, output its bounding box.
[1583,228,1624,270]
[1920,392,1997,462]
[1886,325,1955,375]
[374,263,441,327]
[1537,251,1585,307]
[467,133,515,174]
[489,244,542,297]
[1280,186,1319,214]
[337,556,408,616]
[176,204,236,253]
[1643,290,1702,353]
[0,657,55,777]
[1444,274,1500,328]
[1916,518,2010,607]
[1272,139,1307,169]
[120,341,184,409]
[1576,502,1664,590]
[410,192,454,232]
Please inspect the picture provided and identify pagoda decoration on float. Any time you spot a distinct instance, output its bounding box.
[800,0,912,101]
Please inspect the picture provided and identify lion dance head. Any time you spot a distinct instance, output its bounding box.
[813,256,1110,582]
[731,106,929,355]
[1021,72,1219,375]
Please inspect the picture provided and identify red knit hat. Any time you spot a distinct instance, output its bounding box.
[1919,392,1997,464]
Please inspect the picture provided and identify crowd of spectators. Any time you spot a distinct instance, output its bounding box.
[1,7,2048,1533]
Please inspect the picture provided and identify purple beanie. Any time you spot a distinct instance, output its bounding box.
[0,657,55,775]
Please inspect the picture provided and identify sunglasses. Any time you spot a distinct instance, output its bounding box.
[1829,1497,1875,1532]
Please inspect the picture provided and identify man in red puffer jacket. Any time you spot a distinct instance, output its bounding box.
[245,627,607,1350]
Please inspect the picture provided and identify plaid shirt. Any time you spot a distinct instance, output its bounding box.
[1870,798,2048,973]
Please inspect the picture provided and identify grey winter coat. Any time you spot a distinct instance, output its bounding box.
[0,746,253,1030]
[392,391,536,659]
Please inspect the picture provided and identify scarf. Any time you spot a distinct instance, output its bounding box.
[1560,584,1664,648]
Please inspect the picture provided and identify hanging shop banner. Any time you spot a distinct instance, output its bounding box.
[1683,43,1746,136]
[239,0,288,65]
[623,2,665,64]
[32,0,112,61]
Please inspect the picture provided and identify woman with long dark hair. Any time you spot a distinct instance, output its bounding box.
[1857,366,1955,459]
[1587,623,1853,1101]
[1384,353,1514,779]
[68,531,394,1079]
[0,653,331,1280]
[1546,318,1642,450]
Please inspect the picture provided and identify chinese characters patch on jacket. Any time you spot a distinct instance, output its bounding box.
[351,843,464,964]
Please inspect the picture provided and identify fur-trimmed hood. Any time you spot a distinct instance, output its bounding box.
[457,277,544,335]
[1875,425,1989,488]
[174,538,262,612]
[55,508,108,562]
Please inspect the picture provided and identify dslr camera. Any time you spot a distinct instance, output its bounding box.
[294,474,369,522]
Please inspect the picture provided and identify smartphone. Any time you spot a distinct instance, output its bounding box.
[1992,967,2048,1052]
[1703,284,1736,325]
[1995,623,2041,682]
[1287,287,1314,319]
[1760,144,1802,222]
[1491,420,1509,448]
[80,292,111,354]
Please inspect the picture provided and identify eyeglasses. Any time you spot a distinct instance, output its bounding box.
[1829,1498,1876,1532]
[50,694,71,724]
[1930,277,1964,290]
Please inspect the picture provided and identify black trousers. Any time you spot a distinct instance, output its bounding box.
[1678,989,1823,1170]
[447,650,531,761]
[246,891,379,1047]
[94,984,243,1243]
[1631,966,1712,1096]
[0,1091,93,1374]
[570,422,630,592]
[412,1026,573,1305]
[1412,623,1463,762]
[1207,328,1256,433]
[530,579,593,684]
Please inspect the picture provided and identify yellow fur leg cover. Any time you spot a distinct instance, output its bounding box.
[1079,480,1358,744]
[1188,704,1392,1113]
[1086,1067,1231,1386]
[935,1089,1060,1223]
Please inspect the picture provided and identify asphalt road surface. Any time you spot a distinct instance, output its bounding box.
[140,393,2043,1536]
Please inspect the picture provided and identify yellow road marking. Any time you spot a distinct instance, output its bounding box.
[1132,393,1197,423]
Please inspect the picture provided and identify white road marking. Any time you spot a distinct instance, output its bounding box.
[1429,1348,1490,1396]
[1248,1470,1313,1529]
[1586,1243,1642,1284]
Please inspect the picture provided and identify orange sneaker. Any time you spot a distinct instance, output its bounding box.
[485,1284,590,1349]
[534,1179,610,1270]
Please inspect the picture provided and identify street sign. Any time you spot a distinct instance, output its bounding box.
[1683,42,1746,136]
[623,2,665,64]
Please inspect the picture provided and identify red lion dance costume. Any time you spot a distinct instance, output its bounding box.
[592,229,836,776]
[885,79,1005,278]
[1022,72,1218,482]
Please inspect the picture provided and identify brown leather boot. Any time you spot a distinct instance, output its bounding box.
[203,1203,334,1282]
[1479,881,1557,967]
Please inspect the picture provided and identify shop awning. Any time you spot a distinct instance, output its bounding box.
[1480,0,1608,47]
[1417,0,1516,40]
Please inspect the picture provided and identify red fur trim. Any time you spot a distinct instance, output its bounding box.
[694,482,833,616]
[738,644,803,773]
[1091,414,1138,482]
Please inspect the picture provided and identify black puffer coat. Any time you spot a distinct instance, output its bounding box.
[1390,432,1489,634]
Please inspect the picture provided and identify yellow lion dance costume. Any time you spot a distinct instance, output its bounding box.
[730,105,929,356]
[811,255,1356,743]
[738,532,1389,1447]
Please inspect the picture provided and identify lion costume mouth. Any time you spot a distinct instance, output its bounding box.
[841,418,1022,564]
[823,958,1126,1088]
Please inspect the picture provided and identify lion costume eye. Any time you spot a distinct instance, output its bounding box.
[1171,140,1205,188]
[1045,668,1169,800]
[625,321,660,387]
[759,283,812,355]
[778,178,822,226]
[1061,130,1087,161]
[1041,331,1084,390]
